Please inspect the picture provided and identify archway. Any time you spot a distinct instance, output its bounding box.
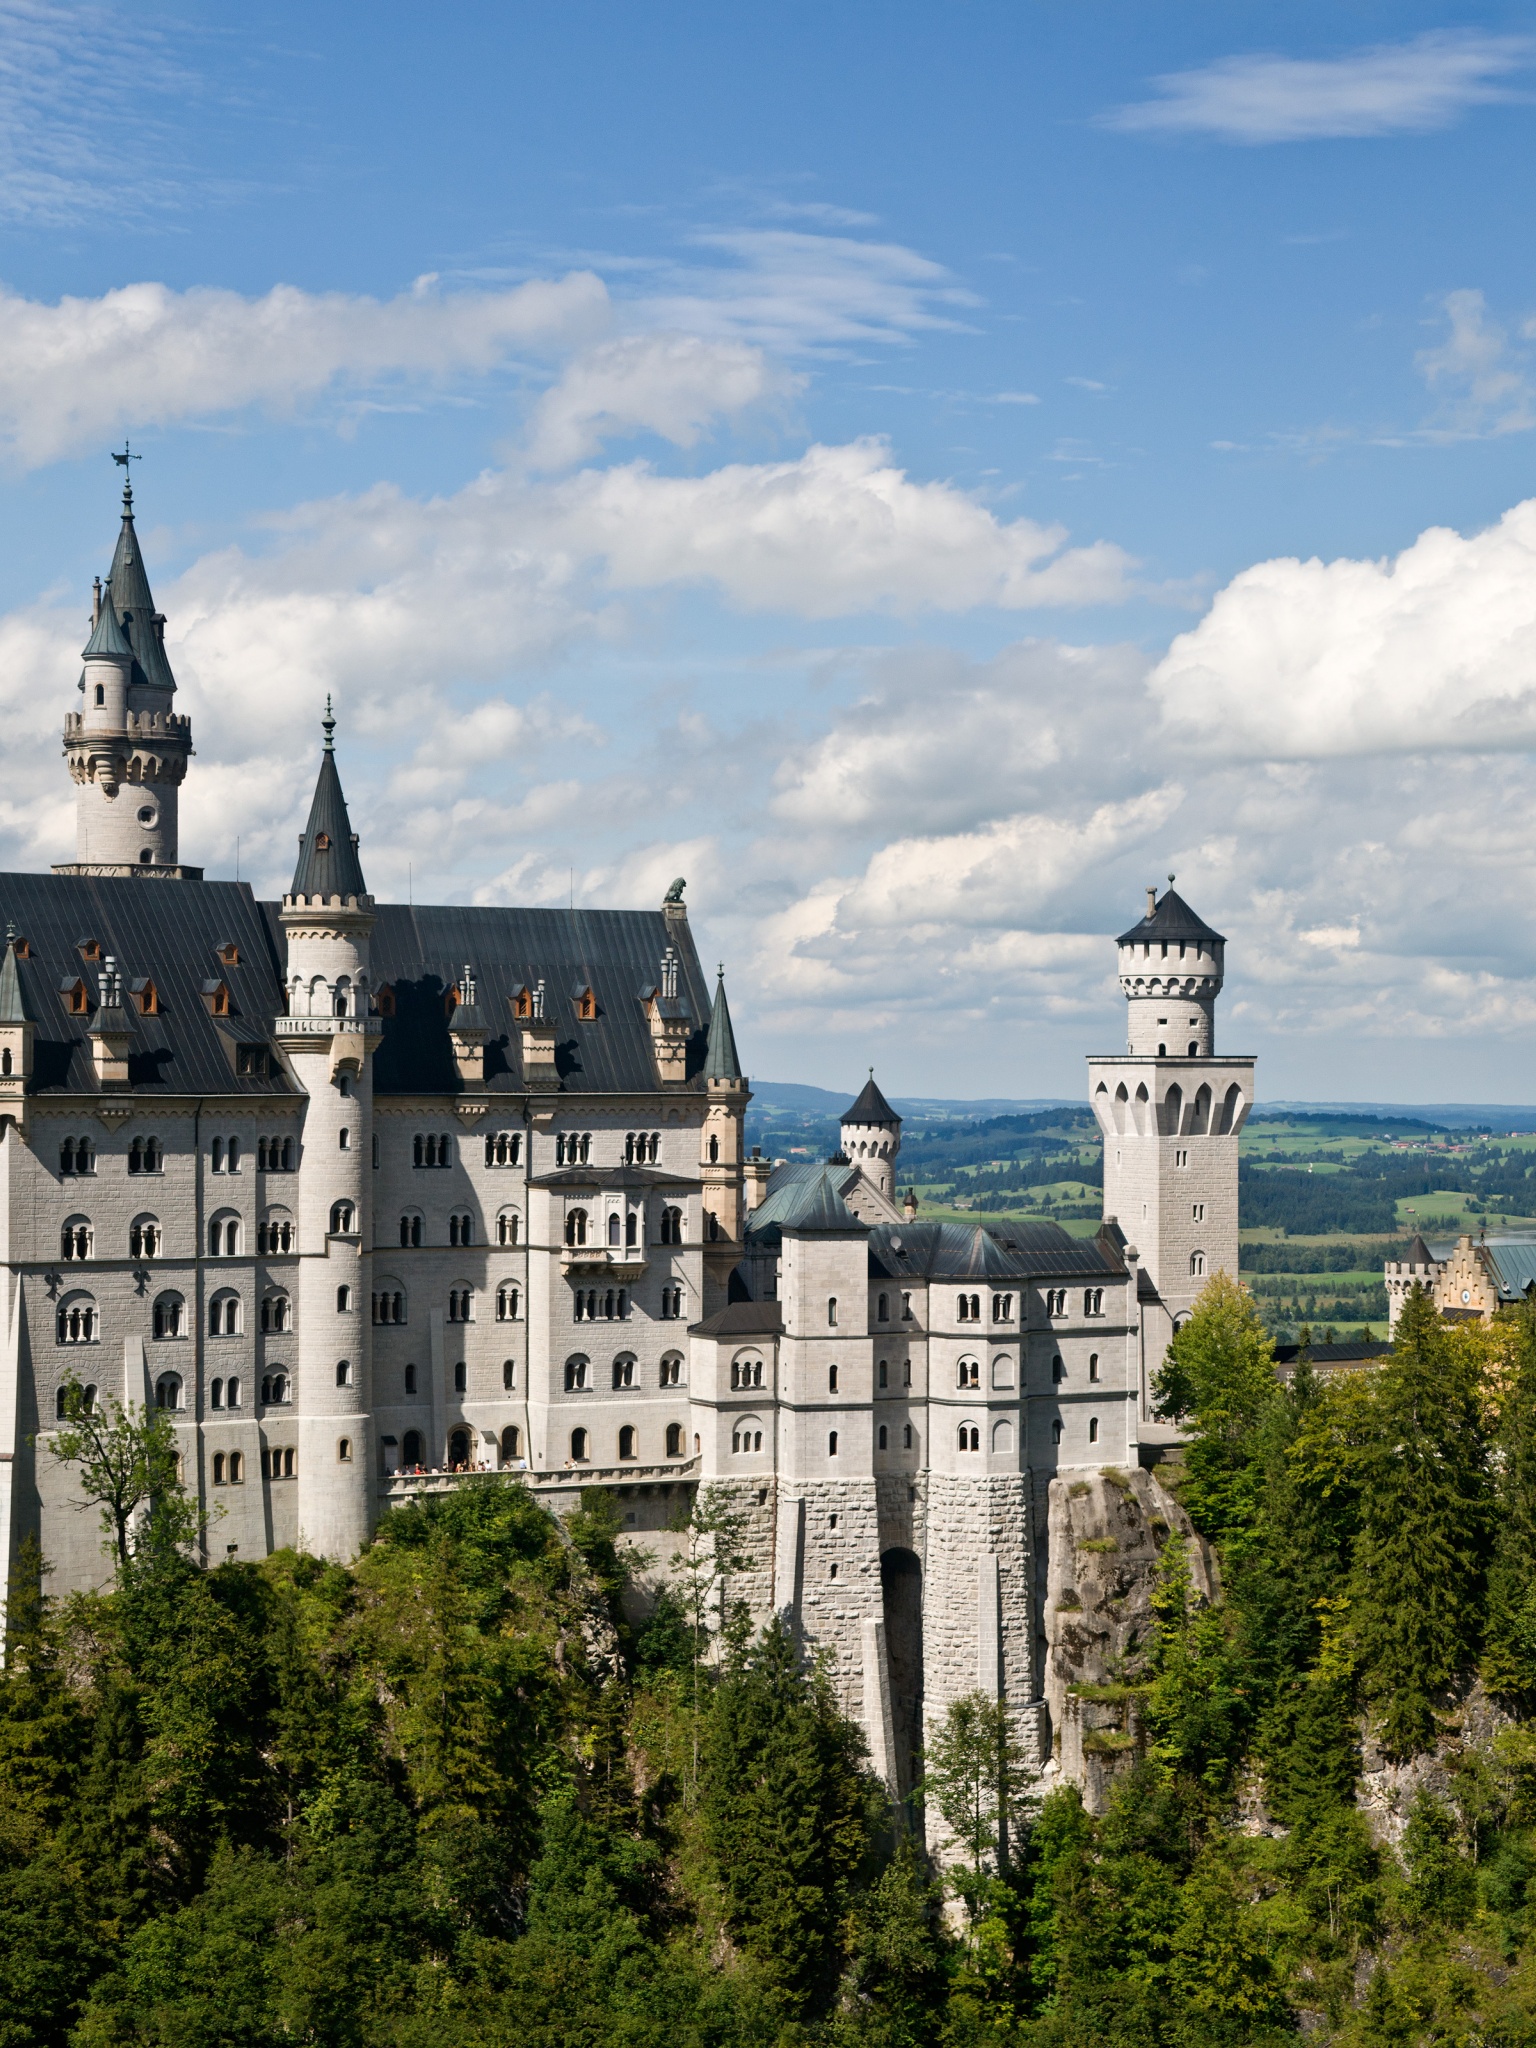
[880,1547,924,1807]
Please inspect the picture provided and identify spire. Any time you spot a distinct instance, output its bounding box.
[0,927,28,1025]
[704,965,743,1082]
[81,577,131,661]
[844,1070,898,1127]
[105,472,177,693]
[290,709,369,901]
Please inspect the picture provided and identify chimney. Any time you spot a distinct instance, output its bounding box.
[89,956,134,1088]
[903,1186,918,1221]
[1146,886,1157,917]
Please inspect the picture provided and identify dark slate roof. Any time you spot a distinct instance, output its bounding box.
[868,1219,1125,1282]
[290,729,369,901]
[528,1164,698,1192]
[772,1168,863,1233]
[1485,1240,1536,1299]
[690,1300,784,1339]
[0,935,27,1024]
[1117,885,1224,950]
[353,902,713,1096]
[105,492,177,694]
[703,971,743,1082]
[748,1161,860,1237]
[82,581,132,661]
[1403,1235,1440,1267]
[0,873,292,1094]
[844,1072,898,1125]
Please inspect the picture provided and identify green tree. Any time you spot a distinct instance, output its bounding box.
[1401,1790,1477,1930]
[1143,1531,1250,1792]
[918,1691,1034,1914]
[1153,1273,1281,1543]
[671,1482,753,1802]
[46,1377,201,1572]
[1484,1295,1536,1699]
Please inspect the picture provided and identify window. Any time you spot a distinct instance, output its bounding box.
[1175,1149,1188,1168]
[607,1211,621,1246]
[992,1294,1013,1322]
[213,1451,226,1484]
[453,1360,467,1393]
[496,1209,521,1246]
[502,1357,516,1390]
[613,1355,636,1389]
[401,1430,423,1469]
[902,1291,913,1322]
[570,1428,589,1463]
[565,1208,588,1247]
[1051,1418,1063,1446]
[262,1372,290,1405]
[957,1292,980,1322]
[372,1133,379,1169]
[1192,1203,1205,1222]
[338,1438,352,1463]
[659,1205,682,1246]
[485,1131,522,1167]
[496,1285,520,1322]
[660,1354,683,1387]
[152,1293,184,1340]
[958,1357,980,1389]
[1089,1416,1100,1444]
[56,1381,96,1420]
[264,1445,296,1480]
[338,1126,350,1150]
[448,1287,474,1323]
[154,1372,181,1410]
[209,1293,241,1337]
[665,1422,684,1457]
[556,1133,592,1166]
[877,1293,888,1322]
[618,1424,636,1461]
[331,1283,351,1314]
[237,1047,269,1078]
[209,1214,241,1258]
[450,1210,474,1247]
[828,1431,838,1456]
[501,1424,521,1462]
[878,1359,888,1388]
[958,1423,980,1452]
[565,1355,590,1391]
[660,1286,683,1319]
[261,1292,292,1333]
[877,1423,888,1450]
[61,1218,92,1261]
[1190,1251,1206,1278]
[414,1133,452,1168]
[403,1363,417,1395]
[400,1212,423,1248]
[1084,1288,1104,1317]
[210,1376,224,1409]
[372,1289,404,1325]
[827,1297,837,1328]
[903,1359,911,1387]
[259,1214,295,1254]
[128,1136,163,1175]
[226,1376,241,1408]
[1045,1288,1066,1317]
[329,1201,355,1235]
[336,1359,353,1388]
[902,1423,913,1450]
[1052,1356,1065,1382]
[828,1364,839,1392]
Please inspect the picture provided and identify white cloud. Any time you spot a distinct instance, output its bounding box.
[1417,288,1536,438]
[523,333,801,469]
[1104,32,1531,145]
[1149,496,1536,758]
[0,272,611,466]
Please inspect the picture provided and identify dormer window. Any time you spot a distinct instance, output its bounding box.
[131,978,160,1016]
[314,832,331,852]
[216,941,240,967]
[11,938,29,959]
[575,987,596,1021]
[376,985,396,1017]
[77,938,101,963]
[60,977,88,1015]
[203,980,232,1017]
[513,985,533,1018]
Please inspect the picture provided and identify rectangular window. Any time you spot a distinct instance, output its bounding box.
[1192,1202,1205,1222]
[1174,1149,1188,1168]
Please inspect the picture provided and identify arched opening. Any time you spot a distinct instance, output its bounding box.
[448,1426,471,1469]
[402,1429,424,1469]
[881,1548,923,1807]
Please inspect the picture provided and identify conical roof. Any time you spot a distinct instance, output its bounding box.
[290,708,369,900]
[703,968,743,1082]
[82,580,132,661]
[1117,884,1224,949]
[105,485,178,693]
[1406,1234,1439,1267]
[0,931,28,1025]
[844,1071,898,1127]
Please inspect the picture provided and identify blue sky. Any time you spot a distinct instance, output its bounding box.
[2,1,1536,1101]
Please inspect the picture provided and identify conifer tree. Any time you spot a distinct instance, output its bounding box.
[1153,1273,1280,1542]
[1483,1295,1536,1699]
[1351,1285,1492,1758]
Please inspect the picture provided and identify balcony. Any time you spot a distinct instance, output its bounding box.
[274,1014,383,1039]
[560,1243,648,1275]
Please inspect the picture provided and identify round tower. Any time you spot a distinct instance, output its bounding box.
[1117,877,1224,1058]
[62,473,194,874]
[840,1072,901,1203]
[275,705,379,1561]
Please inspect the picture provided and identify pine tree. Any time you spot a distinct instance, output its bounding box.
[1351,1285,1492,1758]
[1484,1295,1536,1699]
[1153,1273,1281,1542]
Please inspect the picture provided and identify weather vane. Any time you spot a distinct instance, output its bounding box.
[111,440,140,505]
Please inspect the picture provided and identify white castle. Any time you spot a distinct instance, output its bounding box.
[0,482,1255,1806]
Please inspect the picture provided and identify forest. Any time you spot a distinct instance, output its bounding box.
[8,1283,1536,2044]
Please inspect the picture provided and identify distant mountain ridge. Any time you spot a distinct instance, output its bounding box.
[749,1083,1536,1131]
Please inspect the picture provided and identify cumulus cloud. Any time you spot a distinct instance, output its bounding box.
[523,333,801,469]
[0,272,611,466]
[1104,32,1531,145]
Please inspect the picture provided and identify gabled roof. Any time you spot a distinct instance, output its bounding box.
[1117,885,1225,950]
[772,1168,863,1234]
[703,969,742,1082]
[866,1219,1124,1282]
[690,1300,784,1339]
[1484,1239,1536,1301]
[290,717,369,901]
[528,1164,698,1192]
[82,581,132,661]
[844,1072,898,1126]
[105,488,178,694]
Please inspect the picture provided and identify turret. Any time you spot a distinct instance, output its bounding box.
[1115,878,1224,1058]
[840,1072,901,1203]
[701,968,750,1269]
[0,927,34,1134]
[59,468,195,877]
[276,704,379,1561]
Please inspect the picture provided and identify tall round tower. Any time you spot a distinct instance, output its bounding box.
[840,1072,901,1203]
[1116,878,1224,1057]
[275,707,379,1561]
[61,474,195,877]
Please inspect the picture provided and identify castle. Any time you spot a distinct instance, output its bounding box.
[0,481,1255,1806]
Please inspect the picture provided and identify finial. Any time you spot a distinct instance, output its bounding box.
[717,960,724,978]
[322,694,335,751]
[111,440,139,508]
[1168,872,1176,888]
[6,922,15,946]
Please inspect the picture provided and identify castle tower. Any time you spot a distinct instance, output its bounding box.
[1087,882,1255,1379]
[275,707,379,1560]
[840,1073,900,1203]
[59,473,196,878]
[700,968,749,1301]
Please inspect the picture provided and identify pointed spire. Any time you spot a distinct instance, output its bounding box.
[105,475,177,693]
[0,926,28,1025]
[290,707,369,901]
[82,577,132,661]
[704,964,743,1082]
[844,1070,898,1127]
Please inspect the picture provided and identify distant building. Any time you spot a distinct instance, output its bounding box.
[1385,1231,1536,1330]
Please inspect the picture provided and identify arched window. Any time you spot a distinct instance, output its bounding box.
[449,1210,473,1247]
[659,1353,683,1386]
[60,1136,95,1177]
[708,1134,719,1163]
[612,1354,636,1389]
[210,1376,223,1409]
[209,1212,241,1258]
[958,1423,980,1452]
[565,1208,588,1247]
[402,1429,424,1469]
[330,1201,355,1235]
[502,1357,516,1389]
[564,1355,590,1391]
[404,1362,417,1394]
[660,1206,682,1245]
[878,1360,888,1388]
[447,1287,474,1323]
[665,1421,684,1458]
[828,1431,839,1456]
[448,1427,471,1468]
[371,1288,405,1325]
[496,1285,520,1322]
[152,1292,184,1340]
[992,1418,1014,1453]
[258,1211,295,1255]
[607,1211,621,1246]
[400,1211,423,1248]
[336,1359,352,1387]
[262,1371,290,1406]
[570,1427,589,1463]
[902,1423,913,1450]
[1089,1353,1100,1383]
[226,1375,241,1408]
[338,1437,352,1463]
[485,1131,522,1168]
[128,1216,160,1260]
[453,1360,467,1393]
[706,1212,720,1242]
[128,1136,163,1175]
[154,1372,181,1410]
[877,1293,888,1322]
[60,1217,92,1261]
[209,1292,241,1337]
[827,1297,837,1327]
[877,1423,888,1450]
[501,1424,521,1462]
[1084,1287,1104,1317]
[496,1209,521,1246]
[1051,1417,1063,1446]
[625,1210,638,1247]
[1190,1251,1206,1278]
[618,1424,636,1461]
[261,1292,292,1333]
[333,1282,351,1314]
[957,1356,979,1389]
[213,1451,226,1483]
